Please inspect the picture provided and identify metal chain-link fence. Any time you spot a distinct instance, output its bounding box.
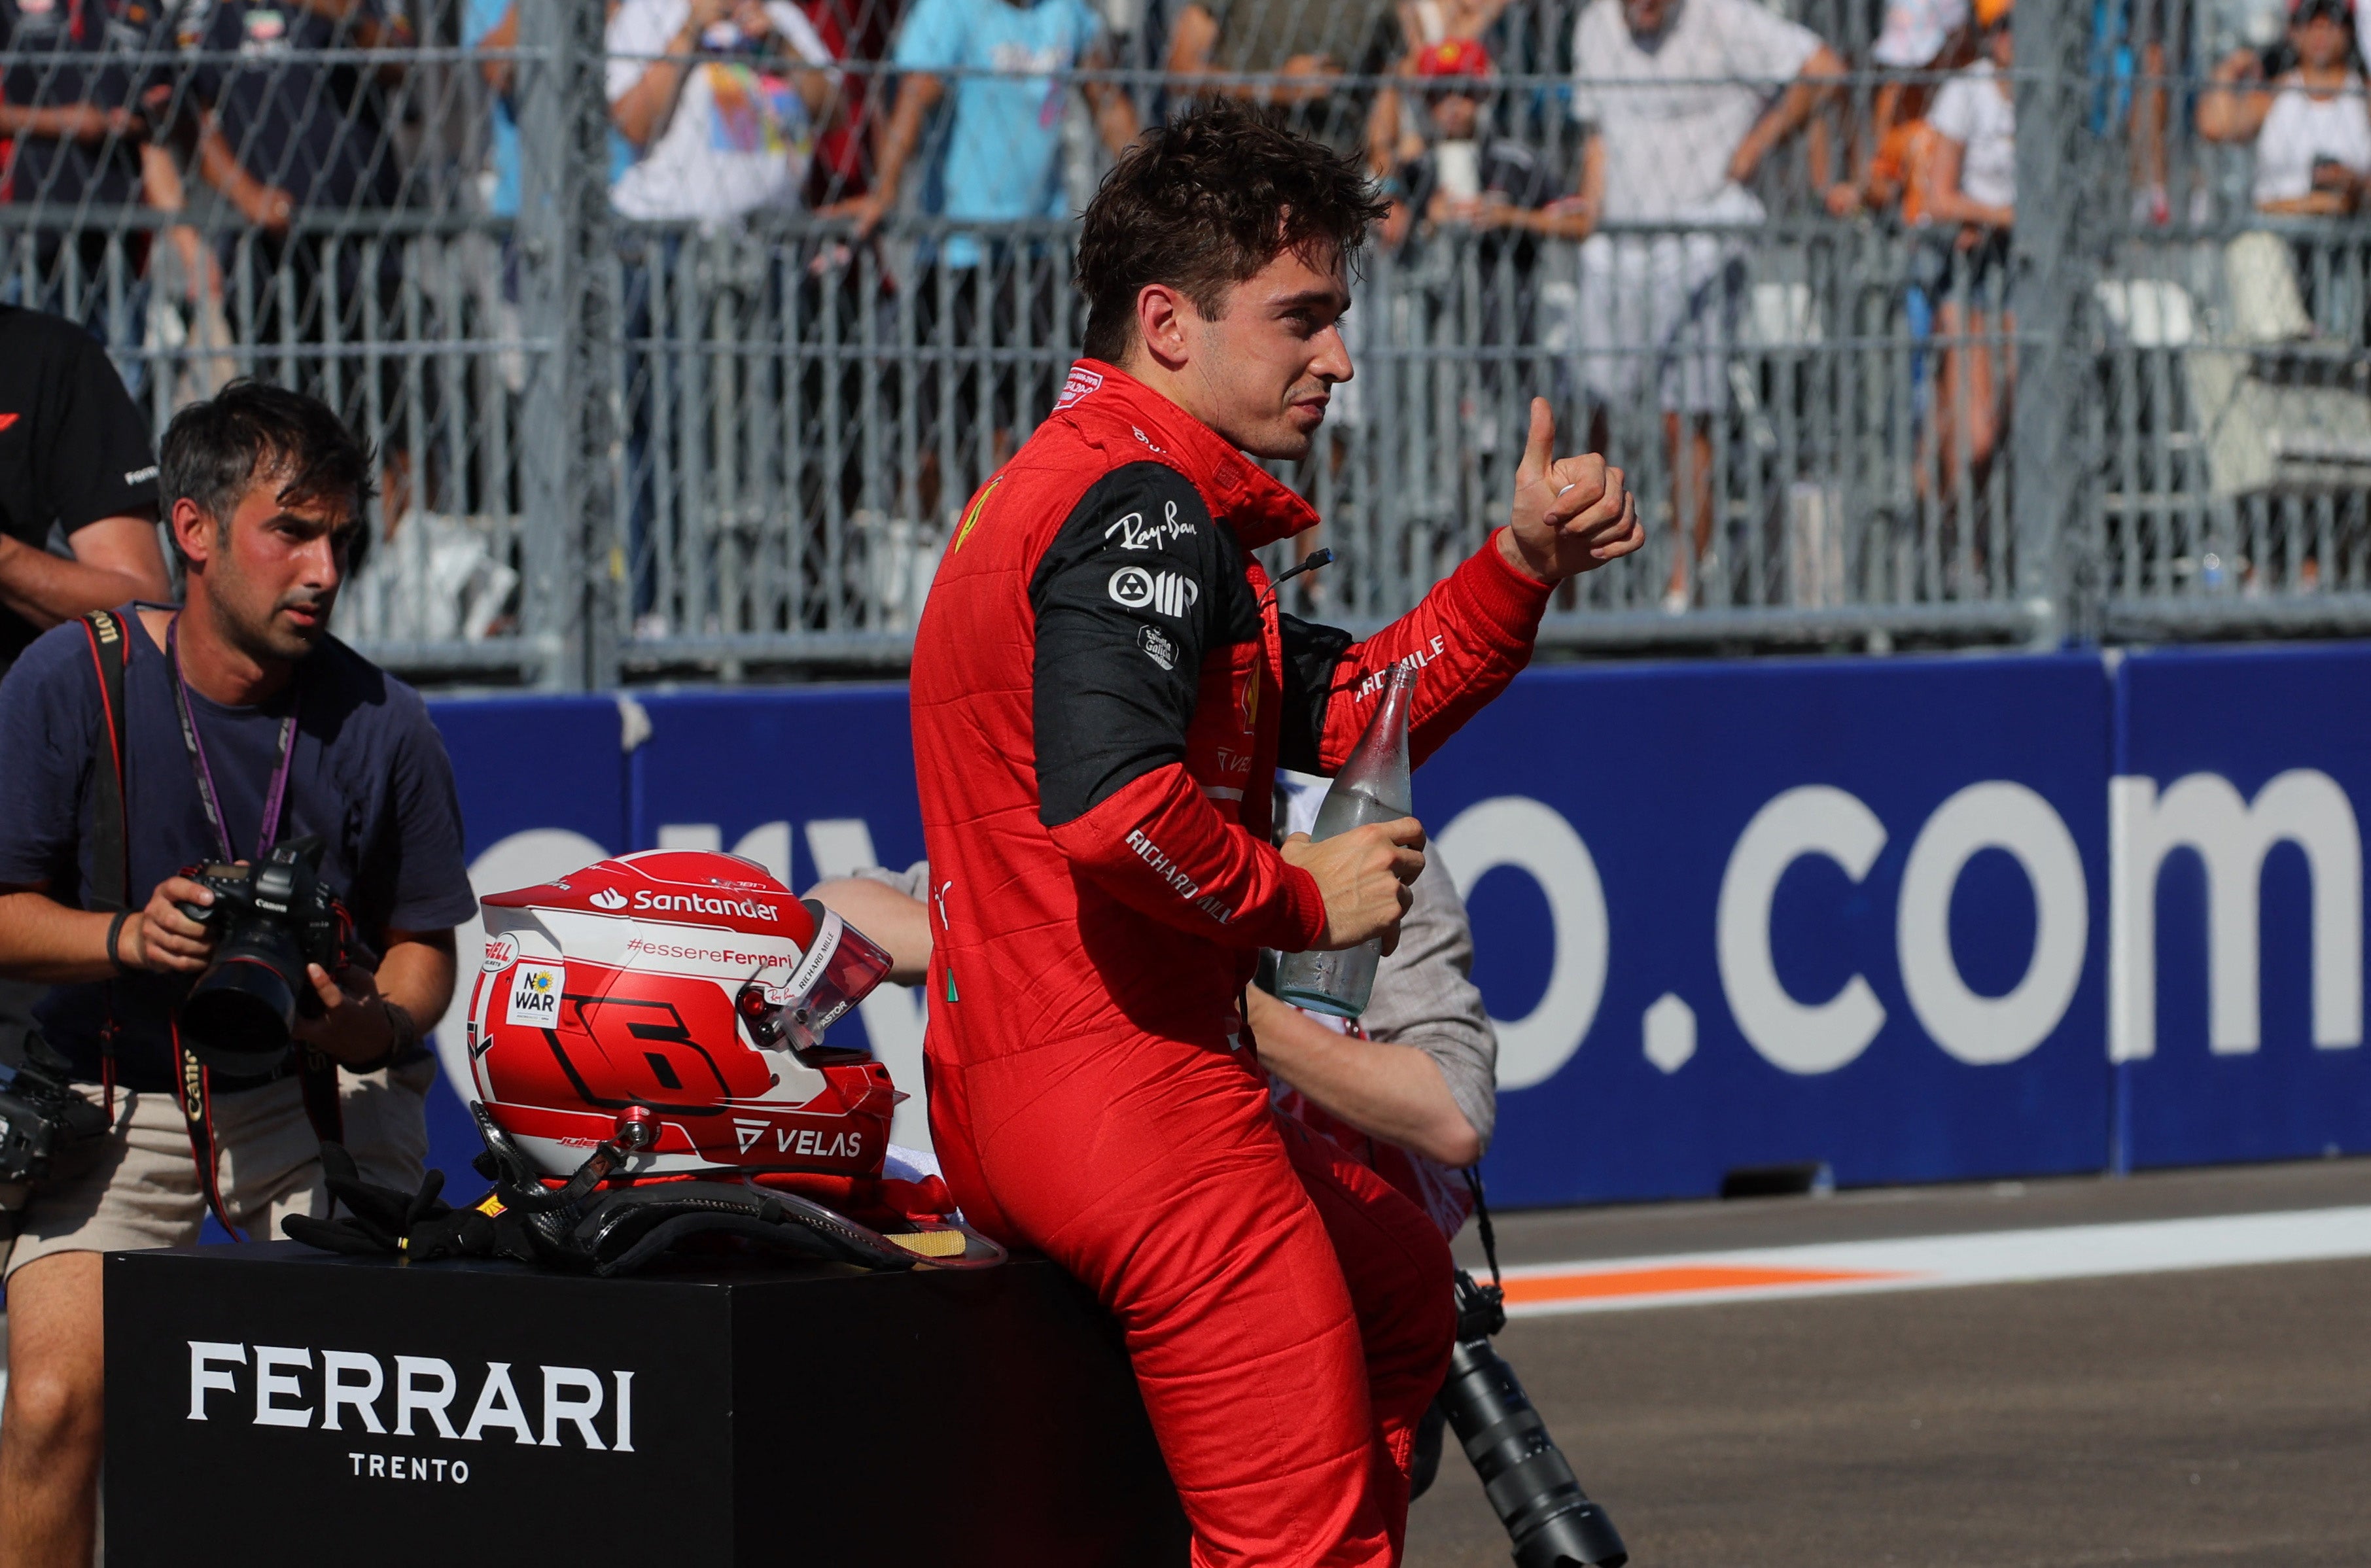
[4,0,2365,686]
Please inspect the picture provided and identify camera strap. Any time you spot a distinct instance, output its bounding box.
[1462,1167,1502,1291]
[171,1015,241,1238]
[78,612,133,1121]
[165,615,300,865]
[160,617,342,1231]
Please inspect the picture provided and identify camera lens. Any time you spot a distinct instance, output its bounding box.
[179,955,302,1075]
[1439,1331,1628,1568]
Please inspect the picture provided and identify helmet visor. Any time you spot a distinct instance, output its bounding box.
[783,902,894,1050]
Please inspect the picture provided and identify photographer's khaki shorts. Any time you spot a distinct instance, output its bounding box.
[0,1056,436,1278]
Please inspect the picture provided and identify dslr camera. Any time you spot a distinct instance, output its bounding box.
[175,836,357,1076]
[0,1037,110,1210]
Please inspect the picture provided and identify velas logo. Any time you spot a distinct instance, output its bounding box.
[631,890,779,920]
[589,888,628,911]
[506,965,563,1028]
[729,1119,866,1159]
[187,1342,635,1459]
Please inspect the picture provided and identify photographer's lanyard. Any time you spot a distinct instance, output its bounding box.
[166,616,300,863]
[164,615,302,1242]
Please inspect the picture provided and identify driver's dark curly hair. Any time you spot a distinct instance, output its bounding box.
[1076,100,1388,364]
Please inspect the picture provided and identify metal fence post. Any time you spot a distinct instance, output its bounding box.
[516,1,618,691]
[2007,0,2090,648]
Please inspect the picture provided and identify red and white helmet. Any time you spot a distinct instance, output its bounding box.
[466,850,898,1184]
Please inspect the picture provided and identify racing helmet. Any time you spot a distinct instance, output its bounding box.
[466,850,898,1184]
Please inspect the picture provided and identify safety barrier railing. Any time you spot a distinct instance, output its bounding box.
[5,3,2370,682]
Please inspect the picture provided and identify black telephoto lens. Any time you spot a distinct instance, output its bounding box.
[1438,1272,1627,1568]
[178,954,302,1075]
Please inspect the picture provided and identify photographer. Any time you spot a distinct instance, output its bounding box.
[0,382,476,1567]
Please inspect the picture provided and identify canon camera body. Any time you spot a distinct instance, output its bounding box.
[175,836,355,1075]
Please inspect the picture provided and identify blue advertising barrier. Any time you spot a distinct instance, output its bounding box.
[413,644,2371,1208]
[1412,655,2113,1207]
[2111,644,2371,1174]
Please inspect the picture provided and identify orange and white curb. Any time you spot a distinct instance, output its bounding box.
[1494,1205,2371,1317]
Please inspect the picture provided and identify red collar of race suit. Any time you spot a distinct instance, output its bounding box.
[1051,359,1322,553]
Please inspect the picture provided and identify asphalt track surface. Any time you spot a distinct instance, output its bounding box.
[1411,1159,2371,1568]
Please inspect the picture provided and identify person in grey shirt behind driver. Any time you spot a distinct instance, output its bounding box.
[808,767,1498,1236]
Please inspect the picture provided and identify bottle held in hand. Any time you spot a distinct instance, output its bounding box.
[1274,661,1419,1019]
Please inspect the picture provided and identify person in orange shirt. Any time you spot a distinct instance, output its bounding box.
[1825,0,1976,224]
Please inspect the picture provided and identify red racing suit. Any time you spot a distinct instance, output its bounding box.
[909,361,1553,1567]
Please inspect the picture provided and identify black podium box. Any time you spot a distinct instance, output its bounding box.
[105,1243,1187,1567]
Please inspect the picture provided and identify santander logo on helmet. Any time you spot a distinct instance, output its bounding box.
[464,850,899,1191]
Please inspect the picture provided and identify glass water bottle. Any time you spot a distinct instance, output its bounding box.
[1273,661,1419,1019]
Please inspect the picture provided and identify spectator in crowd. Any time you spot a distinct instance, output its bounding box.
[169,0,410,235]
[164,0,418,515]
[1384,37,1591,457]
[798,0,896,207]
[1825,0,1974,223]
[0,0,178,353]
[1920,0,2017,513]
[831,0,1132,242]
[467,0,524,220]
[1385,37,1588,253]
[2199,0,2371,213]
[1375,0,1516,158]
[474,1,639,218]
[830,0,1136,510]
[605,0,839,636]
[1165,0,1406,165]
[1566,0,1842,613]
[1401,0,1515,49]
[606,0,841,223]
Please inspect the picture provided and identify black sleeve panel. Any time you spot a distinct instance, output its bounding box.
[1030,462,1238,828]
[1274,612,1355,776]
[41,323,158,534]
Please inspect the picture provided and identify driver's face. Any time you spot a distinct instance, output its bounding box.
[1187,246,1354,462]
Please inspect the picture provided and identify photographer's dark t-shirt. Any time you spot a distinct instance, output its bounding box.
[0,606,478,1091]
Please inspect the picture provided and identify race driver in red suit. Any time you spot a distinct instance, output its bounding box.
[908,101,1642,1567]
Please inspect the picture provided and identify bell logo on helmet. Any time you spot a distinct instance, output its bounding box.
[589,888,628,911]
[480,933,520,973]
[506,966,564,1028]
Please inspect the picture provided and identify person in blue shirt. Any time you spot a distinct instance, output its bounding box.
[0,379,475,1566]
[467,0,637,220]
[835,0,1136,252]
[830,0,1138,515]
